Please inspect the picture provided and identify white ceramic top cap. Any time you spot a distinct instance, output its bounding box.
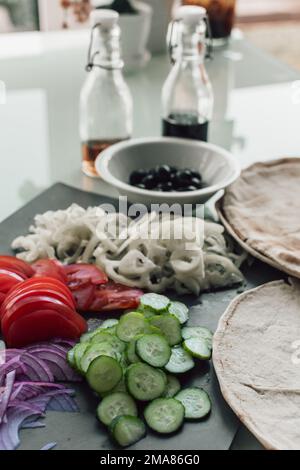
[175,5,206,24]
[90,9,119,28]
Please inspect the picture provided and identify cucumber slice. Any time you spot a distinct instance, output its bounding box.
[80,331,97,343]
[97,392,138,426]
[126,335,143,364]
[110,415,146,447]
[101,319,119,329]
[99,377,127,398]
[183,337,212,360]
[117,312,149,342]
[136,334,171,368]
[165,346,194,374]
[80,339,124,373]
[149,314,181,346]
[86,355,123,394]
[163,374,181,398]
[175,387,211,419]
[168,301,189,325]
[90,331,118,344]
[67,347,76,369]
[144,398,184,434]
[181,326,213,349]
[140,293,170,313]
[74,342,89,373]
[126,362,166,401]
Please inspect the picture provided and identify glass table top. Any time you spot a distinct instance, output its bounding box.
[0,29,299,450]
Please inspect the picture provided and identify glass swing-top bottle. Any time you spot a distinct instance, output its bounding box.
[80,9,133,177]
[162,5,214,142]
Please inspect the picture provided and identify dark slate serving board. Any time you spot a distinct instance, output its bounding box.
[0,183,282,451]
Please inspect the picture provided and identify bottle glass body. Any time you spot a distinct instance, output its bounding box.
[80,24,133,177]
[162,20,213,142]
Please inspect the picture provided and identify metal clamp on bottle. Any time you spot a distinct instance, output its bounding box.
[167,6,213,65]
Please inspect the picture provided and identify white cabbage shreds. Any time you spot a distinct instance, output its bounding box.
[11,205,244,295]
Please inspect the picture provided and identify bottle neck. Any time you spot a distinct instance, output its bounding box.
[92,24,124,70]
[177,22,206,63]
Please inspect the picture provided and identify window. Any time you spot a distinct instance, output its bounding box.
[0,0,39,33]
[237,0,300,22]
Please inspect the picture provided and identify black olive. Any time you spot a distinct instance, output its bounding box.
[186,185,198,191]
[176,187,188,192]
[129,169,148,185]
[156,165,172,182]
[190,169,202,180]
[137,183,146,190]
[142,174,157,189]
[161,181,173,192]
[190,177,202,188]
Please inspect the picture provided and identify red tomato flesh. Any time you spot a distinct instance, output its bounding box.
[6,309,83,348]
[64,264,108,289]
[0,255,34,277]
[32,259,67,283]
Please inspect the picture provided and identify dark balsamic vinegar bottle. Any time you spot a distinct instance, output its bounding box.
[162,5,214,142]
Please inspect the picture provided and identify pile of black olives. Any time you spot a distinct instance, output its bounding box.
[129,165,204,192]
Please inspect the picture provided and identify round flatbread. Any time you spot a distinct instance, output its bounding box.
[213,279,300,450]
[218,158,300,278]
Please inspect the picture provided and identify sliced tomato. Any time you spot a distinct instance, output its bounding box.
[71,283,97,312]
[1,295,86,337]
[0,255,34,278]
[89,282,143,312]
[0,270,25,295]
[0,277,75,319]
[64,264,108,289]
[32,259,67,283]
[5,309,84,348]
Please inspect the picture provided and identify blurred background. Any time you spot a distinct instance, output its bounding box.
[0,0,299,70]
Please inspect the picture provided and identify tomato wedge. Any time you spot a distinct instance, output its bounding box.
[64,264,108,289]
[70,283,97,312]
[1,295,86,337]
[32,259,67,283]
[0,255,34,277]
[6,309,83,348]
[89,282,143,312]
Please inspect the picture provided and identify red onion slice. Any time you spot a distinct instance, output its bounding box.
[0,370,15,424]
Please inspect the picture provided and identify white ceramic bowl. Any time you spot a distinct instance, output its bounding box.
[96,137,240,205]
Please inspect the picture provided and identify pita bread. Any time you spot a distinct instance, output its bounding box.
[218,158,300,278]
[213,279,300,450]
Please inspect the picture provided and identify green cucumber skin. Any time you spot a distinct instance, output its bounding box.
[97,392,138,426]
[110,415,146,448]
[144,398,185,434]
[86,356,123,394]
[175,387,211,419]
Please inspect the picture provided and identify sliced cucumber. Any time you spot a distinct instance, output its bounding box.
[149,314,181,346]
[90,331,116,344]
[165,346,194,374]
[181,326,213,349]
[126,335,143,364]
[168,301,189,325]
[183,337,212,360]
[99,377,127,398]
[97,392,138,426]
[144,398,185,434]
[175,387,211,419]
[101,319,119,329]
[126,362,166,401]
[110,415,146,447]
[163,374,181,398]
[80,339,123,373]
[136,334,171,368]
[67,347,76,369]
[80,330,97,343]
[140,293,170,313]
[86,355,123,394]
[117,312,149,342]
[74,342,89,373]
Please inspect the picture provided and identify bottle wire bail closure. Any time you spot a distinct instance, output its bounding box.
[167,14,213,65]
[85,22,124,72]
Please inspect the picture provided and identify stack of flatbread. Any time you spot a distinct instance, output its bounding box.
[218,158,300,278]
[213,279,300,450]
